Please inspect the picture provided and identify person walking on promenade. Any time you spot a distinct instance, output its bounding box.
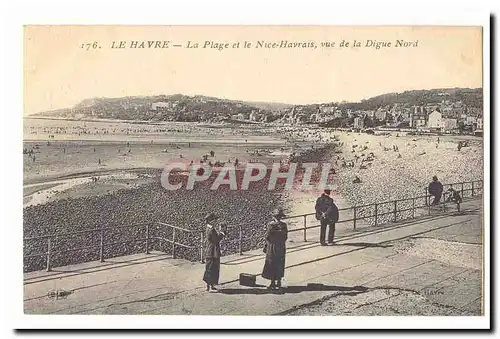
[262,208,288,290]
[315,189,339,246]
[428,176,444,206]
[203,213,226,292]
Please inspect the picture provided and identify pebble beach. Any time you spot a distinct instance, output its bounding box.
[22,118,484,271]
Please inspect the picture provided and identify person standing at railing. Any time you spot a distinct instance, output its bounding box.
[446,187,463,212]
[203,213,226,292]
[315,189,340,246]
[262,208,288,290]
[428,176,444,206]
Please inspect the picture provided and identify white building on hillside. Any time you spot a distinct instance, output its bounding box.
[354,117,364,129]
[477,117,483,130]
[410,106,427,128]
[152,102,172,110]
[443,118,457,131]
[375,109,387,121]
[427,110,443,129]
[466,115,477,126]
[249,110,258,121]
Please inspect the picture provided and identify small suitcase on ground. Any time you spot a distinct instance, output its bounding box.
[239,273,257,287]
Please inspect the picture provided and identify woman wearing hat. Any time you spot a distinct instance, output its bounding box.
[203,213,226,292]
[262,208,288,290]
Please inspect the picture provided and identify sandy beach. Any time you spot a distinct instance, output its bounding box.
[22,118,483,271]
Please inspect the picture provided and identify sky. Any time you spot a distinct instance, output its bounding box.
[24,26,483,115]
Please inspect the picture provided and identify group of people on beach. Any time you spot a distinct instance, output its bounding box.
[201,189,340,292]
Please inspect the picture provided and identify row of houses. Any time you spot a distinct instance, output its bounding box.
[149,99,483,131]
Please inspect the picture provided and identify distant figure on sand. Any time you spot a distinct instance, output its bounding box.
[315,189,339,246]
[203,213,225,292]
[262,208,288,290]
[428,176,444,206]
[98,158,101,165]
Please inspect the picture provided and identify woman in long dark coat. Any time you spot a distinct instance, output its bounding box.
[262,208,288,290]
[203,213,226,292]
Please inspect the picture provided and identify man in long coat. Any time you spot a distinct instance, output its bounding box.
[262,208,288,290]
[202,213,226,292]
[428,176,444,206]
[315,189,340,245]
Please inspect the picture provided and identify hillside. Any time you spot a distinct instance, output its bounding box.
[34,94,274,122]
[33,88,482,122]
[336,88,483,111]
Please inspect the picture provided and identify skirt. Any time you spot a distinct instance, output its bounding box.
[203,258,221,285]
[262,255,285,281]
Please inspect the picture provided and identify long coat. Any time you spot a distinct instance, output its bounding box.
[203,225,225,285]
[315,194,339,223]
[205,225,224,259]
[428,181,443,197]
[262,220,288,280]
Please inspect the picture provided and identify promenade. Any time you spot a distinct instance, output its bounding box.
[24,198,483,316]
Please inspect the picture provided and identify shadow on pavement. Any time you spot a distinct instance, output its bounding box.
[340,242,393,248]
[218,283,369,295]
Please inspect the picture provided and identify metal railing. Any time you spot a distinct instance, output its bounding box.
[23,221,205,272]
[24,180,483,272]
[222,180,483,256]
[279,179,483,242]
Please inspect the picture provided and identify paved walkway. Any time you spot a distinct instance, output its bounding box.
[24,198,483,315]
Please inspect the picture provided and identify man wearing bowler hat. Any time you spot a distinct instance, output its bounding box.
[315,189,339,246]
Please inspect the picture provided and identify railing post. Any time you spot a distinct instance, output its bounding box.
[239,225,243,255]
[158,223,163,251]
[303,215,307,242]
[442,191,446,211]
[172,228,176,259]
[99,228,104,262]
[472,181,475,196]
[461,182,464,198]
[412,197,416,219]
[393,201,397,222]
[374,203,378,227]
[353,206,357,230]
[200,231,204,264]
[145,224,150,255]
[46,238,52,272]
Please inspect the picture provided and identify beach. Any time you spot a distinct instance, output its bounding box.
[22,118,483,271]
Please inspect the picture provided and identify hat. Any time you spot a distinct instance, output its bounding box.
[272,208,286,218]
[204,213,219,223]
[324,189,332,195]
